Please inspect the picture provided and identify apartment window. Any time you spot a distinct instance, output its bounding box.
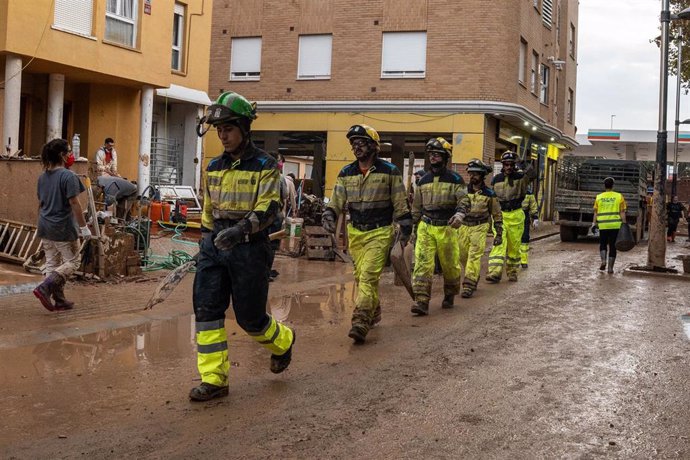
[567,88,574,123]
[105,0,138,47]
[297,35,332,80]
[542,0,553,27]
[519,39,527,84]
[530,51,539,94]
[54,0,94,36]
[381,32,427,78]
[172,3,185,71]
[540,64,550,105]
[569,23,576,58]
[230,37,262,80]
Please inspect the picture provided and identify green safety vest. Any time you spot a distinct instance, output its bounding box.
[595,191,625,230]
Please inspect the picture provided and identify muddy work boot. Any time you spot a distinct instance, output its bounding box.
[32,272,63,312]
[270,333,295,374]
[370,304,382,327]
[599,250,607,271]
[411,301,429,316]
[348,322,369,344]
[51,275,74,311]
[485,274,501,283]
[189,382,229,402]
[507,273,518,282]
[607,257,615,274]
[441,294,455,309]
[461,287,474,298]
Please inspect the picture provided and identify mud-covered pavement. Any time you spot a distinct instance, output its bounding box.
[1,232,690,459]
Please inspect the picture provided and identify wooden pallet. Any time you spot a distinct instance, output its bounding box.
[304,226,335,261]
[0,219,41,264]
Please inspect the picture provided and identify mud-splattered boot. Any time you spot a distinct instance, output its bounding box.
[32,272,62,311]
[270,332,295,374]
[411,301,429,316]
[348,322,369,344]
[485,274,501,283]
[461,287,474,298]
[507,272,518,282]
[370,303,382,327]
[189,382,229,402]
[607,257,615,274]
[51,275,74,311]
[441,294,455,309]
[599,250,607,271]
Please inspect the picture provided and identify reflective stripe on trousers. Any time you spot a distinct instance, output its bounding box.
[487,208,525,278]
[412,221,461,303]
[196,319,229,387]
[459,222,489,289]
[347,224,394,328]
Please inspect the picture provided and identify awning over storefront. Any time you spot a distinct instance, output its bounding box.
[155,84,211,106]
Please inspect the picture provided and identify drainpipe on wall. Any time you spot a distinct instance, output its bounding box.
[138,86,154,194]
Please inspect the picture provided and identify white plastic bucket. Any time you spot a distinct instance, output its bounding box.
[288,217,304,237]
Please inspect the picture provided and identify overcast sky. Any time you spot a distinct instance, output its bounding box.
[575,0,689,133]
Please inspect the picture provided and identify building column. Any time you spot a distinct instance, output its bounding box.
[138,85,154,193]
[3,54,22,156]
[46,74,65,142]
[311,141,325,198]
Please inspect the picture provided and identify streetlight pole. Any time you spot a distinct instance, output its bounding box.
[610,114,616,129]
[673,28,683,198]
[648,0,671,269]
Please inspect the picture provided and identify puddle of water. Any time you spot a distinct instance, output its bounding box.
[269,282,356,323]
[681,314,690,340]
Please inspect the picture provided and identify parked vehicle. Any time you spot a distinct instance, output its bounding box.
[555,158,649,243]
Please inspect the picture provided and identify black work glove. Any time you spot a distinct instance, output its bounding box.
[399,223,413,246]
[493,223,503,247]
[322,209,337,234]
[214,220,250,251]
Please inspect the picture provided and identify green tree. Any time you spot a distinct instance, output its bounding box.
[669,1,690,90]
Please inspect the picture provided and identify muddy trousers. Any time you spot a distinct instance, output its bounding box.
[459,222,489,292]
[193,235,294,387]
[412,222,461,304]
[347,224,394,332]
[487,208,525,279]
[41,239,81,278]
[520,213,531,265]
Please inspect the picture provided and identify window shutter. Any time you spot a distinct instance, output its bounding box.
[54,0,94,36]
[230,37,262,80]
[542,0,553,27]
[381,32,427,78]
[298,35,332,79]
[174,3,185,15]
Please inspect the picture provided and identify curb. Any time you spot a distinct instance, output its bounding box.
[0,282,40,297]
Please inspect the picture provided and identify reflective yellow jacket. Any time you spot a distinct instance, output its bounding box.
[327,158,411,228]
[594,190,626,230]
[459,183,502,226]
[412,169,466,224]
[202,142,281,233]
[492,166,536,211]
[522,193,538,220]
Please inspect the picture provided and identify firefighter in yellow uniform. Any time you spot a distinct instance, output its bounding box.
[323,124,412,343]
[189,91,295,401]
[410,137,466,315]
[520,189,539,268]
[486,151,536,283]
[592,177,627,273]
[458,159,502,298]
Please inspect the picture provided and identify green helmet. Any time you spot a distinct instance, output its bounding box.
[205,91,257,126]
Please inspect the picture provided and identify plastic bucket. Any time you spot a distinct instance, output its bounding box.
[288,217,304,237]
[615,223,635,252]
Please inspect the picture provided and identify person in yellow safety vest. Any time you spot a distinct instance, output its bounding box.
[591,176,627,273]
[410,137,467,315]
[458,159,503,298]
[486,151,536,283]
[322,124,412,344]
[520,188,539,268]
[189,91,295,402]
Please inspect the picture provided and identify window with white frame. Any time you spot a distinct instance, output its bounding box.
[172,3,185,71]
[297,34,332,80]
[540,64,550,104]
[105,0,138,47]
[54,0,94,36]
[519,39,527,84]
[230,37,262,80]
[530,51,539,94]
[381,32,427,78]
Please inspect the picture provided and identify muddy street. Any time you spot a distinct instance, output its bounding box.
[1,234,689,459]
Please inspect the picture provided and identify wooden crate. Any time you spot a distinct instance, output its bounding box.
[304,226,335,261]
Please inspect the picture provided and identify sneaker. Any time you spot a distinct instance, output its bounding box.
[411,301,429,316]
[348,324,368,344]
[507,273,518,282]
[189,382,229,402]
[270,333,295,374]
[441,295,455,309]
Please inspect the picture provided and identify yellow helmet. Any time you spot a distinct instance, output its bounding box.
[425,137,452,160]
[346,124,380,146]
